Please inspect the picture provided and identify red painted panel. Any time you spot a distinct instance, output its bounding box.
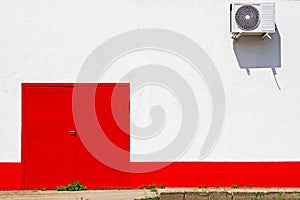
[23,86,76,189]
[0,163,22,190]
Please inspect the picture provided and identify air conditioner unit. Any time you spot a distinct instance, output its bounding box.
[230,3,275,40]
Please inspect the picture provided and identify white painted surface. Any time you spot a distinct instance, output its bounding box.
[0,0,300,162]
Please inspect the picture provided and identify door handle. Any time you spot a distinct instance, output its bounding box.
[70,130,76,137]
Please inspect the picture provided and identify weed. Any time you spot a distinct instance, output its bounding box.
[55,180,87,191]
[55,185,67,191]
[159,184,165,189]
[41,188,46,191]
[231,184,238,188]
[147,184,156,189]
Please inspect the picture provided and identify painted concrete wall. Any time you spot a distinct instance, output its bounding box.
[1,0,300,162]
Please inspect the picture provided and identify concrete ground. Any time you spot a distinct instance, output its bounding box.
[1,188,300,200]
[0,189,157,200]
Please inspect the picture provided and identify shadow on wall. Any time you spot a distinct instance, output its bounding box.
[233,26,281,75]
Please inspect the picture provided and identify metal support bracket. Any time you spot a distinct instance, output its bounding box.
[261,32,272,40]
[231,32,242,41]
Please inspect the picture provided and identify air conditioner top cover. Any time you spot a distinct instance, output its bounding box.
[230,3,275,34]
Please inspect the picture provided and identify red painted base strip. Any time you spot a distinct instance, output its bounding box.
[1,162,300,190]
[130,162,300,188]
[0,163,22,190]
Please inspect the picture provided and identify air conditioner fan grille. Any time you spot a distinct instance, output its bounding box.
[235,5,260,31]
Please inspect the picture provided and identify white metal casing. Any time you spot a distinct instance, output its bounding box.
[230,3,275,34]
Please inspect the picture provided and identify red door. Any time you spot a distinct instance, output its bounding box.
[22,84,130,189]
[77,86,130,188]
[23,85,76,189]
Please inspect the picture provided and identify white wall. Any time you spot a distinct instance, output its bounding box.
[1,0,300,162]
